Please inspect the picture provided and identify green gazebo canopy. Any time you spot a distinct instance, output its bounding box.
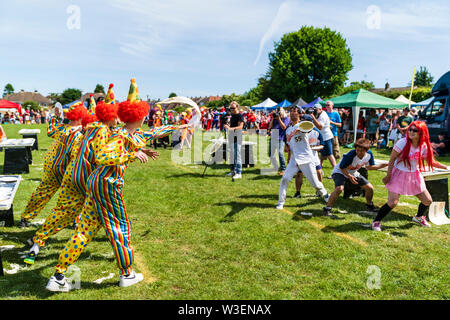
[320,88,408,109]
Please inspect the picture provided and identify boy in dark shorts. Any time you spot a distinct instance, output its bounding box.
[322,138,388,216]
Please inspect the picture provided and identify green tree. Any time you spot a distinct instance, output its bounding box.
[47,92,63,104]
[264,26,353,102]
[94,84,105,94]
[169,92,177,98]
[414,66,434,87]
[60,88,82,105]
[22,100,40,111]
[3,83,14,97]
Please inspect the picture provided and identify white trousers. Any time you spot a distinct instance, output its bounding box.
[278,159,328,206]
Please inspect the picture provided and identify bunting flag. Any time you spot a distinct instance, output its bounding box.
[105,83,115,104]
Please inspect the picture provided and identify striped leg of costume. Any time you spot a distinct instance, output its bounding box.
[21,168,62,221]
[55,198,102,274]
[32,169,86,247]
[93,180,134,276]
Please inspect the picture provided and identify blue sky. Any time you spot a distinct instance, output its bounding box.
[1,0,449,101]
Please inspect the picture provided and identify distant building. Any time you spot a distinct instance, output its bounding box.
[5,90,52,107]
[190,96,222,106]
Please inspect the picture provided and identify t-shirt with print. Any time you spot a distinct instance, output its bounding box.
[308,128,323,166]
[393,138,428,172]
[332,149,375,177]
[286,123,315,166]
[397,115,413,129]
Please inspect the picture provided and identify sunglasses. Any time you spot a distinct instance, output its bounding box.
[409,128,418,133]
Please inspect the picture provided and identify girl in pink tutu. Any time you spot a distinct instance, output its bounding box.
[372,121,448,231]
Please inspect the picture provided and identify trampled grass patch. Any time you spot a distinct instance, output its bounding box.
[0,124,449,300]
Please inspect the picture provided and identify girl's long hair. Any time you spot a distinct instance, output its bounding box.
[398,121,434,171]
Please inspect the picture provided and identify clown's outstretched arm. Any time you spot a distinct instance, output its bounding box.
[142,124,189,142]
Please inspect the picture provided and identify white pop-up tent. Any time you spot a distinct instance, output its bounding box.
[395,95,416,105]
[250,98,278,112]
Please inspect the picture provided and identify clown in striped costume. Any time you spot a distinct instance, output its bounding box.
[24,101,119,264]
[19,104,88,227]
[46,78,188,292]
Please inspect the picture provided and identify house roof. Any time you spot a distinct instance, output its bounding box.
[5,90,53,105]
[81,92,105,102]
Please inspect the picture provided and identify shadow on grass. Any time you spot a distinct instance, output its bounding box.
[214,201,275,222]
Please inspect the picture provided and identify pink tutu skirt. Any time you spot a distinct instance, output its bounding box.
[386,167,426,196]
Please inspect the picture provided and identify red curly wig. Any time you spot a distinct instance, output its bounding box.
[82,113,98,128]
[398,121,434,172]
[95,101,118,122]
[118,100,149,123]
[66,105,88,121]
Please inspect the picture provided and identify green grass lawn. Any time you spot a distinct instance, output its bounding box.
[0,123,449,300]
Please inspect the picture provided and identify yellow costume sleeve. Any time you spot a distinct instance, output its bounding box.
[95,134,135,166]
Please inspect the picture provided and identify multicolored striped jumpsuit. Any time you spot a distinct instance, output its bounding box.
[31,122,114,247]
[21,117,83,222]
[55,125,178,276]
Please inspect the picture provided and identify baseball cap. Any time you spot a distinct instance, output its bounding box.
[313,103,322,109]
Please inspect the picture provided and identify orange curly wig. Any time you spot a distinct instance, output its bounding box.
[66,105,88,121]
[95,101,118,122]
[118,100,149,123]
[82,113,98,128]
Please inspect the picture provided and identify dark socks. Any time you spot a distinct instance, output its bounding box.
[374,203,392,222]
[54,272,64,281]
[417,203,430,217]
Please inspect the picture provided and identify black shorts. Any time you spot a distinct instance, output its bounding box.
[332,173,369,188]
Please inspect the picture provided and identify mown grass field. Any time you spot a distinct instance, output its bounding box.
[0,123,449,300]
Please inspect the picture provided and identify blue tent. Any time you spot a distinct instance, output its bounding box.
[411,96,435,107]
[302,97,323,110]
[274,99,292,109]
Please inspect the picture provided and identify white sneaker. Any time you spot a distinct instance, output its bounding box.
[226,172,233,176]
[119,271,144,288]
[232,173,242,179]
[46,275,73,292]
[276,204,284,210]
[323,194,330,203]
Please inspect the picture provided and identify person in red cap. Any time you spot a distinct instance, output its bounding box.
[19,103,88,228]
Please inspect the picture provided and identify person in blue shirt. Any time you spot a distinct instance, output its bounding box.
[325,101,342,160]
[322,138,388,216]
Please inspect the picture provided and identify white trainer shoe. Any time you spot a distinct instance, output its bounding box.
[46,275,73,292]
[226,172,233,176]
[119,271,144,287]
[276,204,284,210]
[232,173,242,179]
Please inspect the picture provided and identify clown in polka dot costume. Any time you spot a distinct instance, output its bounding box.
[46,78,190,291]
[24,101,119,264]
[20,104,88,227]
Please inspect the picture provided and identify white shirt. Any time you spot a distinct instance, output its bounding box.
[393,138,428,172]
[286,123,315,165]
[316,111,334,141]
[332,149,375,177]
[308,129,321,166]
